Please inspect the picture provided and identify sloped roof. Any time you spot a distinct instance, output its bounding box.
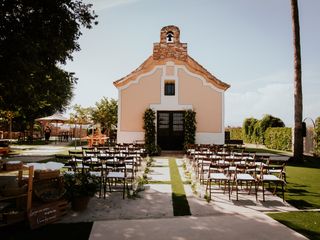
[113,55,230,91]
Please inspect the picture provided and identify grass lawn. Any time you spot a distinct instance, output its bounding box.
[285,165,320,209]
[271,156,320,239]
[245,147,292,156]
[248,147,320,239]
[268,211,320,240]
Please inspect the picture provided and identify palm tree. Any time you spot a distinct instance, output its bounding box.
[291,0,303,162]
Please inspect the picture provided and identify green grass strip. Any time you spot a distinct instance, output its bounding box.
[148,180,172,184]
[268,211,320,240]
[148,180,191,185]
[169,158,191,216]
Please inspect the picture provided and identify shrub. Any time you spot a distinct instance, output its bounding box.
[265,127,292,151]
[259,114,285,144]
[242,115,285,144]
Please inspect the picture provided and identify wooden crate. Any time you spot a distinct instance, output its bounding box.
[3,161,23,171]
[34,170,60,180]
[3,211,26,224]
[28,200,68,229]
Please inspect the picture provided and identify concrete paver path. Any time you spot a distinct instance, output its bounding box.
[86,157,306,239]
[90,214,305,240]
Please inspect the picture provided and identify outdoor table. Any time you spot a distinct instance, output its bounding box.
[82,135,109,147]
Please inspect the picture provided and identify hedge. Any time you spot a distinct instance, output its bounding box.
[227,127,243,140]
[264,127,292,151]
[315,117,320,156]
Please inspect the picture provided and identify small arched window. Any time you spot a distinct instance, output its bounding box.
[166,31,174,43]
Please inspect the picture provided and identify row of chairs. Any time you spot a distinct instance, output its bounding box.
[68,147,146,159]
[193,153,286,184]
[186,144,245,155]
[81,144,146,152]
[186,147,287,202]
[205,163,286,202]
[56,145,146,199]
[61,155,139,199]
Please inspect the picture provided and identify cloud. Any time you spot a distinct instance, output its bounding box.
[225,67,320,127]
[225,82,294,127]
[231,70,293,93]
[83,0,142,11]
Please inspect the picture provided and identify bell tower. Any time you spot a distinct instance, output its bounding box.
[153,25,187,61]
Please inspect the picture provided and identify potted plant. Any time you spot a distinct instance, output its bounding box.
[63,172,100,211]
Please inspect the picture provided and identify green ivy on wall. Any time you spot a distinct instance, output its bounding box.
[143,108,159,155]
[184,109,196,149]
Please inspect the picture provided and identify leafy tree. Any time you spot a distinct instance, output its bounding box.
[0,0,98,134]
[0,110,20,138]
[260,114,285,132]
[90,98,118,137]
[70,105,92,125]
[291,0,303,162]
[258,114,285,143]
[70,104,92,138]
[242,117,258,143]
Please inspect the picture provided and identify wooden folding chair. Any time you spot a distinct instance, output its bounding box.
[258,165,286,201]
[104,161,127,199]
[206,163,230,200]
[232,165,258,201]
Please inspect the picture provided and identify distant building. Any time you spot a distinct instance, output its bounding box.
[114,25,230,150]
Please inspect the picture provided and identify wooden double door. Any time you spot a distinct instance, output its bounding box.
[157,111,184,150]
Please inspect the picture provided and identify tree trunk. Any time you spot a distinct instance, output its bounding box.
[79,123,82,145]
[9,117,12,139]
[291,0,303,162]
[27,120,35,142]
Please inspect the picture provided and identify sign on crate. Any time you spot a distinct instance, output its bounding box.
[28,200,68,229]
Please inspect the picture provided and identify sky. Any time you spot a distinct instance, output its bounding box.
[64,0,320,127]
